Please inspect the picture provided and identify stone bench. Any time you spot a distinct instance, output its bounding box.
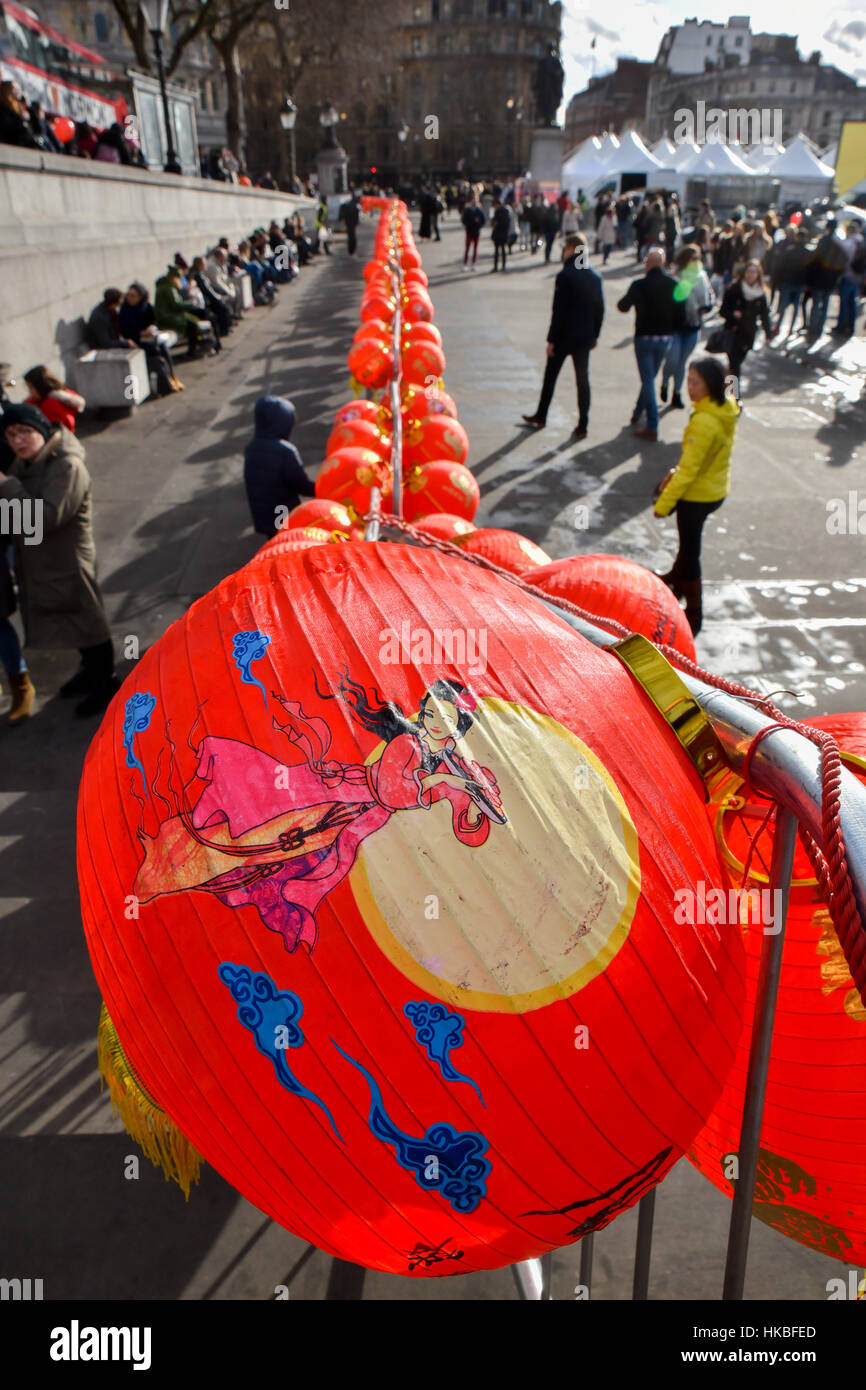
[67,346,151,408]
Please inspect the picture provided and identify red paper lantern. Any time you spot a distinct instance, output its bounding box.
[257,526,335,557]
[361,293,396,324]
[403,461,480,522]
[414,513,478,542]
[422,388,458,420]
[688,712,866,1264]
[403,415,470,467]
[52,116,76,144]
[326,419,391,460]
[348,341,394,390]
[353,320,391,345]
[403,267,429,289]
[402,323,443,351]
[333,400,381,429]
[400,246,423,269]
[316,448,392,513]
[402,289,434,323]
[401,341,447,387]
[522,554,697,662]
[284,500,356,536]
[455,529,552,575]
[79,541,744,1274]
[363,258,388,280]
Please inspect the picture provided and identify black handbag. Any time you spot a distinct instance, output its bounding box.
[705,325,733,355]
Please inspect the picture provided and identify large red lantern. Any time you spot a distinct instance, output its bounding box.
[316,448,392,513]
[326,418,391,460]
[401,341,446,387]
[347,341,394,390]
[404,415,470,467]
[284,499,356,536]
[415,514,478,542]
[523,554,697,662]
[455,529,551,575]
[687,712,866,1264]
[257,526,335,557]
[403,461,480,522]
[334,399,381,429]
[79,541,744,1274]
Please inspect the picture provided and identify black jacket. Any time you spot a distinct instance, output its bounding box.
[804,234,848,292]
[720,283,771,350]
[244,396,314,537]
[87,301,133,350]
[0,105,39,149]
[462,205,484,236]
[548,258,604,346]
[617,267,686,336]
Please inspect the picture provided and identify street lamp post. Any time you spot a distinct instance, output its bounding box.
[280,97,297,188]
[139,0,182,174]
[397,118,409,184]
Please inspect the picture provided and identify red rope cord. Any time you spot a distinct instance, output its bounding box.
[366,513,865,1002]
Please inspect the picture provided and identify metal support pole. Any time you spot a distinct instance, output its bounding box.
[722,805,797,1300]
[152,31,181,175]
[579,1231,594,1298]
[632,1189,656,1300]
[511,1257,545,1300]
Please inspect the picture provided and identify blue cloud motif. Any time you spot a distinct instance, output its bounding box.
[231,629,271,708]
[218,962,342,1140]
[122,692,156,792]
[404,1001,485,1107]
[332,1040,490,1214]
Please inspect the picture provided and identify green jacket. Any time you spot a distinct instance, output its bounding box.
[154,277,198,335]
[655,395,740,515]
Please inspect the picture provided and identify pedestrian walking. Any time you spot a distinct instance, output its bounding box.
[520,234,604,439]
[0,404,118,717]
[527,194,545,254]
[339,195,360,256]
[491,201,512,272]
[243,396,315,538]
[461,195,484,270]
[597,203,617,265]
[653,356,739,635]
[660,247,714,409]
[719,259,773,395]
[517,196,532,251]
[772,228,812,335]
[542,201,559,263]
[617,247,686,440]
[834,220,865,337]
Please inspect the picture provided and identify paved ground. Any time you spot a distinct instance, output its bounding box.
[1,214,864,1302]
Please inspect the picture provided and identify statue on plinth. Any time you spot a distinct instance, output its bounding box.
[532,42,565,128]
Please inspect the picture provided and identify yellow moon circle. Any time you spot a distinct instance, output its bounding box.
[350,698,640,1013]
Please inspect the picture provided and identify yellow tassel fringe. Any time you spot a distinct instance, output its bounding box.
[97,1003,202,1199]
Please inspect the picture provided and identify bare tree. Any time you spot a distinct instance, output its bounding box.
[205,0,272,164]
[110,1,217,76]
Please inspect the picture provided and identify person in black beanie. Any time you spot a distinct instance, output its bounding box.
[0,404,118,718]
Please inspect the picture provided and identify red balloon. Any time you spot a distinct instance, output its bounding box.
[80,541,744,1273]
[689,712,866,1265]
[326,418,391,460]
[402,460,480,522]
[284,500,356,536]
[455,528,551,575]
[403,414,469,467]
[414,513,478,542]
[522,554,697,662]
[348,340,394,390]
[789,211,803,226]
[315,447,392,512]
[52,116,76,144]
[238,175,252,186]
[333,399,381,429]
[401,341,446,387]
[402,322,443,350]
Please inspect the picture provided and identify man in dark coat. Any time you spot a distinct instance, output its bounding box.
[521,234,604,439]
[0,81,39,148]
[339,196,361,256]
[243,396,315,537]
[617,248,686,440]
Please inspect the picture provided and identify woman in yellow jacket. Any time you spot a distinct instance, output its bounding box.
[654,356,740,635]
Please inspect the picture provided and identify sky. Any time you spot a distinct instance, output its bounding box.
[560,0,866,106]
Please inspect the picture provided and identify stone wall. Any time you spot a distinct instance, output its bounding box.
[0,145,316,380]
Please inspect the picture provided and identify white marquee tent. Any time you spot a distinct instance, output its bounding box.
[651,137,677,163]
[744,142,786,173]
[677,142,756,177]
[765,134,834,205]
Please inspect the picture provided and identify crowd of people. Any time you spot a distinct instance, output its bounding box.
[0,208,332,726]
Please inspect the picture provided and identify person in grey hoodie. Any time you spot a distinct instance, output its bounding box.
[660,246,714,409]
[243,395,314,538]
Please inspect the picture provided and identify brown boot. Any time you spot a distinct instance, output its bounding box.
[681,579,703,636]
[8,671,35,724]
[657,569,685,599]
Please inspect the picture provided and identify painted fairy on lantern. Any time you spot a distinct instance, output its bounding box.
[134,672,505,954]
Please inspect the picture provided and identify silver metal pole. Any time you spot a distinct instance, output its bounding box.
[722,805,797,1300]
[540,1250,553,1299]
[579,1231,594,1298]
[632,1189,656,1300]
[363,486,381,542]
[511,1257,545,1300]
[390,233,403,520]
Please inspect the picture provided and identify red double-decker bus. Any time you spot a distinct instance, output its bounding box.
[0,0,126,128]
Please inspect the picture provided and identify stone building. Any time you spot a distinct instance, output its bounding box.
[563,59,652,151]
